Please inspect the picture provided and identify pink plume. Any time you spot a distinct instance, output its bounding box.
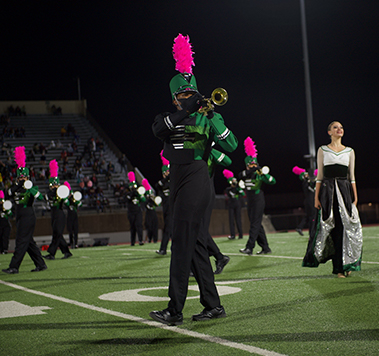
[0,191,4,199]
[244,137,257,158]
[314,169,318,177]
[64,181,71,190]
[14,146,26,168]
[49,159,59,178]
[128,171,136,183]
[160,150,170,166]
[142,178,151,191]
[223,169,234,179]
[292,166,306,175]
[173,34,195,74]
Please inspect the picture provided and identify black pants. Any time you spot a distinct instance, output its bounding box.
[158,201,172,252]
[128,210,143,245]
[246,191,270,251]
[228,199,243,239]
[9,206,45,270]
[145,209,158,243]
[48,208,70,256]
[67,210,79,247]
[168,161,220,314]
[0,219,11,252]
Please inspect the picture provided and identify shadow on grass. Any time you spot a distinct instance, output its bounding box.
[226,328,379,342]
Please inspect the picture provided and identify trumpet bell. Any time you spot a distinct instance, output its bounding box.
[24,180,33,189]
[137,186,146,195]
[73,191,82,201]
[239,180,246,189]
[57,185,70,199]
[211,88,228,106]
[3,200,12,210]
[154,196,162,206]
[261,166,270,175]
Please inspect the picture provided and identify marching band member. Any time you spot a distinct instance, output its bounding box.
[2,146,47,273]
[126,171,145,246]
[0,190,12,254]
[150,34,237,325]
[43,160,72,260]
[155,151,171,255]
[142,178,160,243]
[223,169,245,240]
[238,137,276,255]
[64,181,82,249]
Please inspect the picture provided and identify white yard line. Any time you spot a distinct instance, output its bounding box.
[0,279,286,356]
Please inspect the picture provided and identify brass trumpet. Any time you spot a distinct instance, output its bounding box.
[198,88,228,114]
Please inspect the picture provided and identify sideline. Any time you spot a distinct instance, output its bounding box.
[0,279,287,356]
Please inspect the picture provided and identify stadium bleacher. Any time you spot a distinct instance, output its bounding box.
[1,114,130,215]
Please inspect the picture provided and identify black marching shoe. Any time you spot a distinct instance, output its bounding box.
[43,254,55,260]
[2,268,19,274]
[62,252,73,259]
[155,250,167,255]
[139,242,144,246]
[256,249,272,255]
[31,265,48,272]
[214,255,230,275]
[239,248,252,256]
[296,228,304,236]
[227,236,235,240]
[149,309,183,326]
[192,306,226,321]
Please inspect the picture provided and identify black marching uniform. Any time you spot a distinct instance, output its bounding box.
[126,188,144,246]
[66,195,82,248]
[0,201,12,254]
[4,182,46,272]
[155,175,171,254]
[45,189,71,259]
[239,167,276,254]
[144,195,159,243]
[225,184,244,240]
[296,173,317,236]
[151,97,238,321]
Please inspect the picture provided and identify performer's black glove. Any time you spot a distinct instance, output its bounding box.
[206,110,214,119]
[179,93,203,114]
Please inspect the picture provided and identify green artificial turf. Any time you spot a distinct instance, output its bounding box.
[0,226,378,355]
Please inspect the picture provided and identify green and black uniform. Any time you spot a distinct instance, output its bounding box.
[239,167,276,252]
[152,106,237,315]
[6,182,46,270]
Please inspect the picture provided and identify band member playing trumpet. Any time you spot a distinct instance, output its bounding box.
[64,181,82,249]
[2,146,47,274]
[0,190,12,254]
[126,171,145,246]
[239,137,276,256]
[43,160,72,260]
[150,34,237,326]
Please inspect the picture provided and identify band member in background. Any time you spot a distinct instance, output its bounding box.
[43,160,72,260]
[155,151,171,255]
[0,190,12,254]
[292,166,317,237]
[64,181,82,249]
[223,169,244,240]
[239,137,276,256]
[2,146,47,274]
[142,179,160,243]
[150,34,237,325]
[126,171,145,246]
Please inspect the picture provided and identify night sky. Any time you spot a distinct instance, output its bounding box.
[2,1,378,196]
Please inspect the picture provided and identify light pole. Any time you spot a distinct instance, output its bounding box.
[77,77,81,101]
[300,0,316,171]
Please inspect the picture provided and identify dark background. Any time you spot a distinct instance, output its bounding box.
[2,1,378,196]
